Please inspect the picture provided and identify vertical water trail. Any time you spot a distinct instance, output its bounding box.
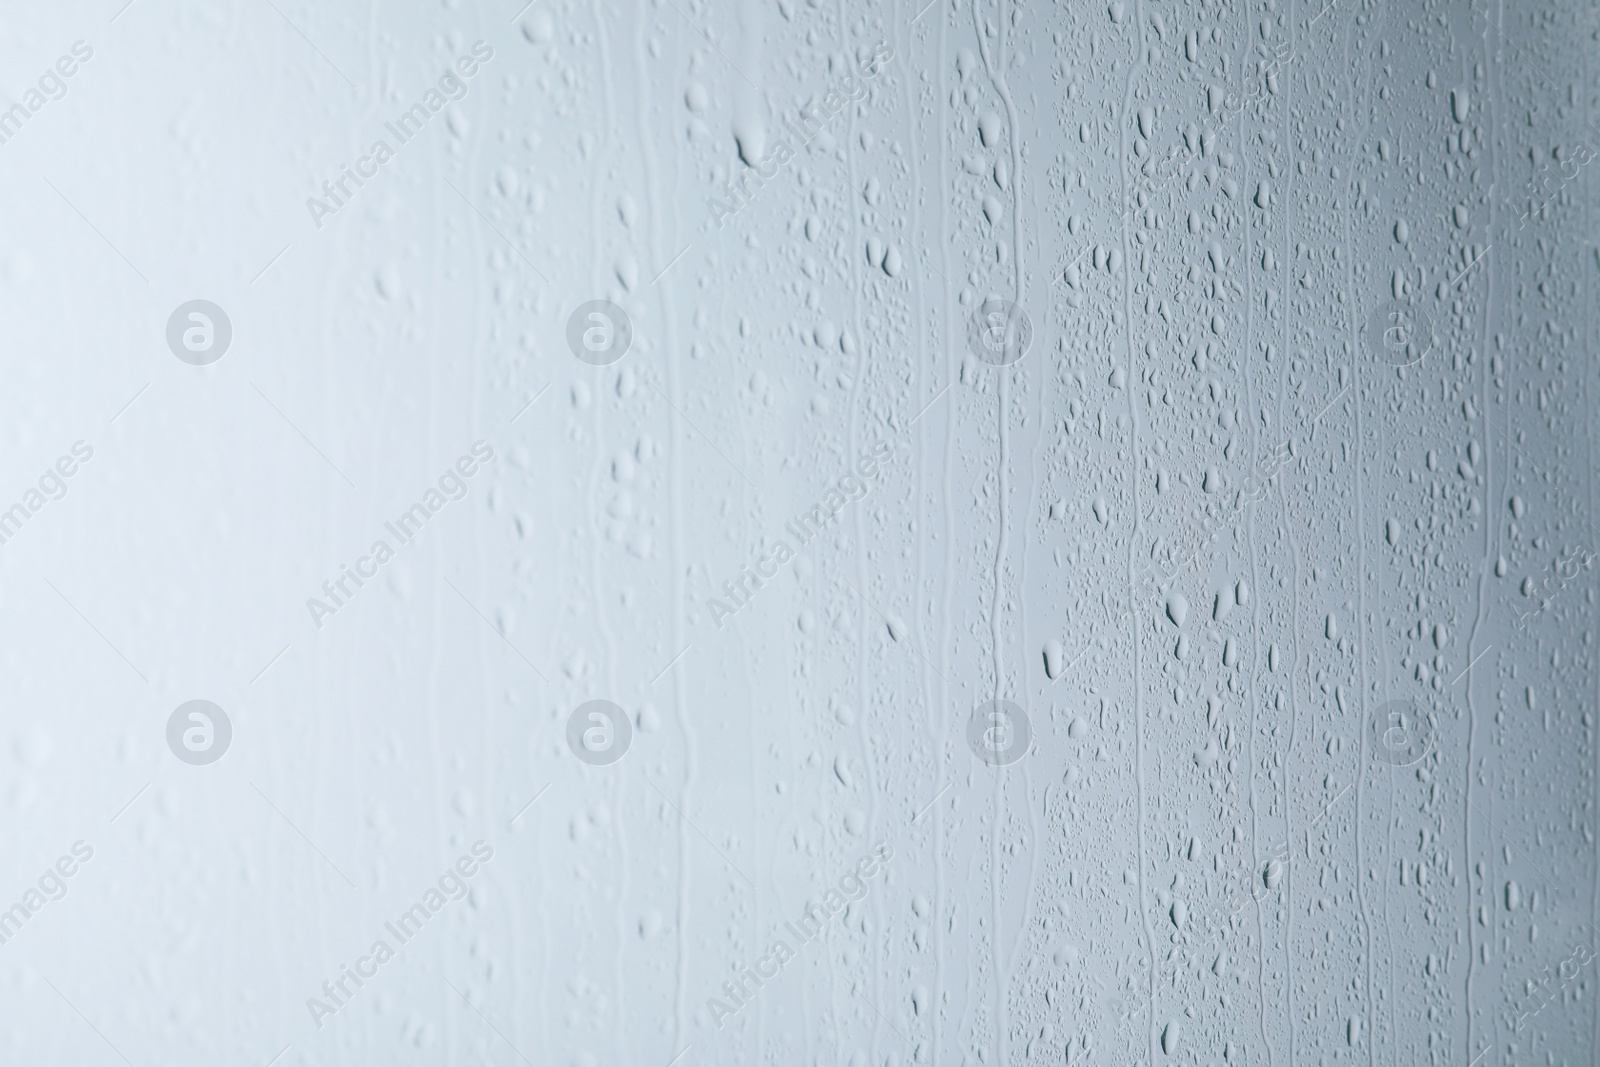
[895,28,939,1057]
[1366,11,1403,1063]
[1234,15,1272,1063]
[1338,10,1377,1061]
[1461,2,1501,1056]
[1582,7,1599,1059]
[730,0,767,169]
[830,3,891,1065]
[1277,8,1301,1061]
[1587,180,1600,1067]
[584,2,630,1062]
[931,7,957,1066]
[1110,0,1155,1061]
[971,0,1029,1057]
[630,0,696,1051]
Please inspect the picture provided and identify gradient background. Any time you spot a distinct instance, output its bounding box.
[1,0,1597,1065]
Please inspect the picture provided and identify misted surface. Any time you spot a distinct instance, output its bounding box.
[0,1,1596,1065]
